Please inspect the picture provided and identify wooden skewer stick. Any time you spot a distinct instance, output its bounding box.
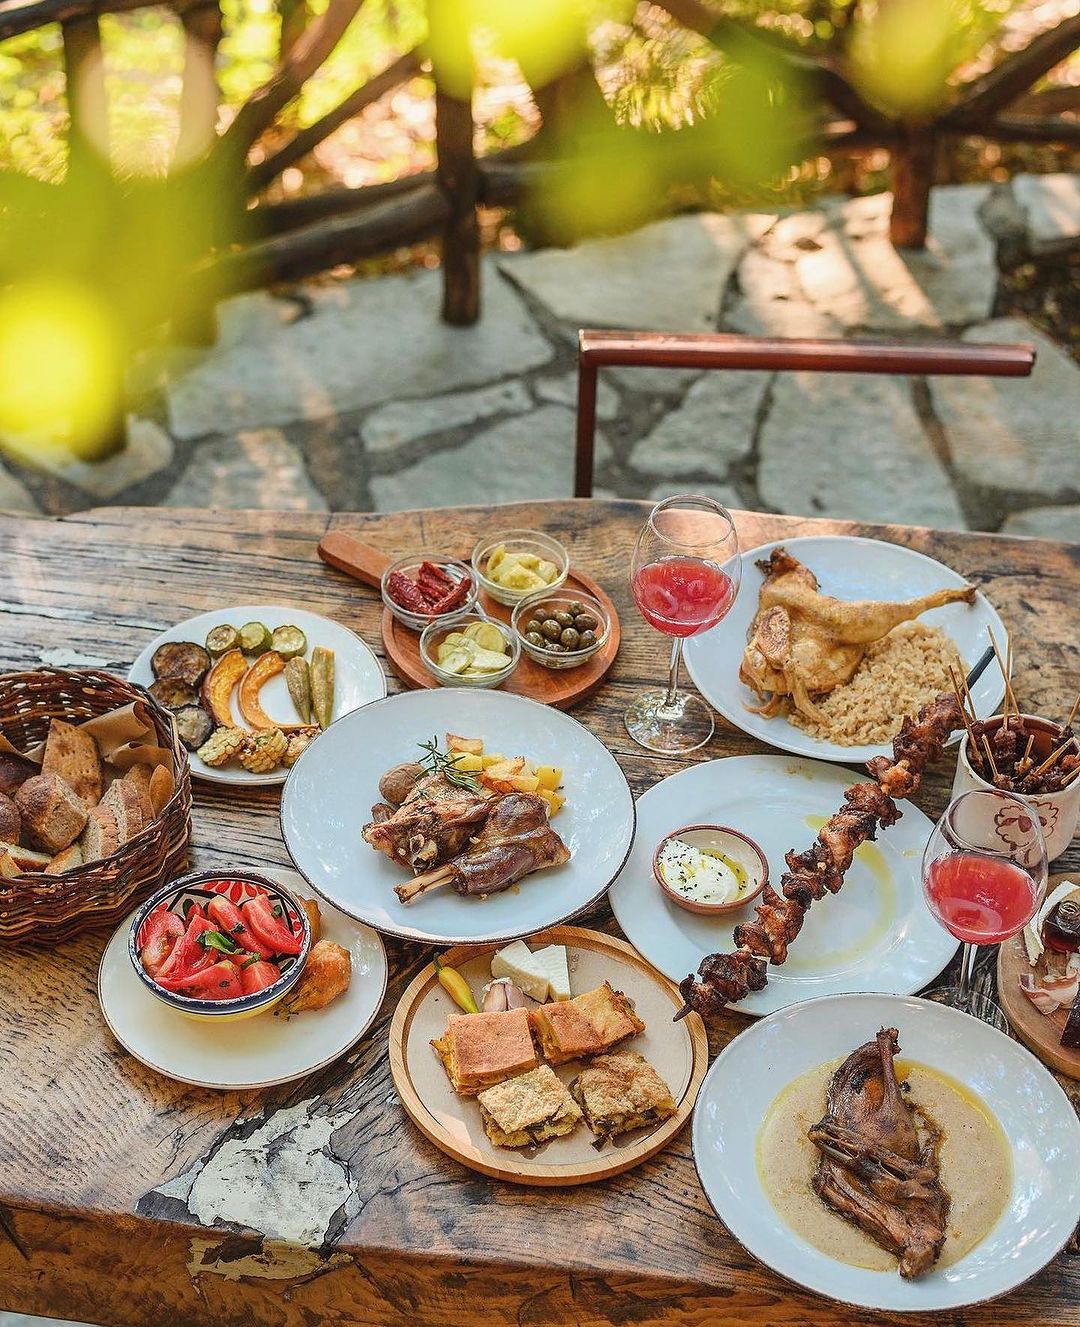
[1066,692,1080,731]
[987,628,1016,728]
[948,666,978,752]
[982,735,1001,781]
[395,864,455,904]
[1060,764,1080,789]
[1027,740,1073,783]
[1017,732,1036,776]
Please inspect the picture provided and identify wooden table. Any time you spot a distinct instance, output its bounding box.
[1,500,1077,1327]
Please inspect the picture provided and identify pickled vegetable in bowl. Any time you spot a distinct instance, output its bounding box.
[471,531,570,607]
[486,546,560,594]
[419,615,520,689]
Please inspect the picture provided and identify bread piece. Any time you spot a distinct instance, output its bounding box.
[0,792,19,844]
[15,774,89,853]
[0,753,35,797]
[148,765,173,817]
[45,843,83,875]
[431,1008,538,1096]
[569,1051,676,1143]
[99,779,144,844]
[123,764,155,824]
[78,803,121,865]
[478,1065,583,1148]
[528,982,645,1066]
[5,844,53,871]
[42,719,102,806]
[0,850,20,878]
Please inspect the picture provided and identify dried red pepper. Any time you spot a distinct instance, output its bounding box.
[386,569,432,614]
[428,577,470,614]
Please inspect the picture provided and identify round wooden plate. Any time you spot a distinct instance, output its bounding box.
[382,569,620,710]
[389,925,708,1186]
[997,872,1080,1080]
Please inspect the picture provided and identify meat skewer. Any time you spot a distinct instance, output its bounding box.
[676,691,963,1020]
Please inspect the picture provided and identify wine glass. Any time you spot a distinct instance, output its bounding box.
[921,787,1048,1030]
[626,494,741,754]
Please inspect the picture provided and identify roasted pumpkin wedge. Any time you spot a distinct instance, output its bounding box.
[238,651,286,730]
[201,648,248,727]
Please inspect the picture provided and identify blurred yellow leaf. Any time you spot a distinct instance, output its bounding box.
[849,0,966,119]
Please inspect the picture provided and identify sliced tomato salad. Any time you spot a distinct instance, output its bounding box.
[138,881,303,1003]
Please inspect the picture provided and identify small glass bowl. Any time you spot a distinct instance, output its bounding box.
[381,553,479,632]
[419,612,520,689]
[511,589,610,671]
[471,530,569,607]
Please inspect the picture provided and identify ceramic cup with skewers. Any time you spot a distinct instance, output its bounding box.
[952,713,1080,863]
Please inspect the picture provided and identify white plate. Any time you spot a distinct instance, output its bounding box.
[693,993,1080,1311]
[129,604,386,787]
[684,536,1007,764]
[98,869,387,1090]
[608,755,956,1014]
[280,688,636,945]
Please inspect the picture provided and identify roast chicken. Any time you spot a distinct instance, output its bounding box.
[808,1028,949,1279]
[740,548,976,722]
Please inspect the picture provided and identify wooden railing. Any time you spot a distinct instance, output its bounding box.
[1,0,1078,327]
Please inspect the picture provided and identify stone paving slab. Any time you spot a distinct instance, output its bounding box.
[758,371,966,529]
[369,404,593,510]
[929,318,1080,498]
[500,211,775,333]
[1001,504,1080,539]
[1013,173,1080,253]
[361,379,532,453]
[164,429,328,509]
[166,261,555,440]
[629,370,768,479]
[0,460,40,512]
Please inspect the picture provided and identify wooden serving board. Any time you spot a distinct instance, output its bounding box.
[318,531,620,709]
[388,925,709,1187]
[998,871,1080,1080]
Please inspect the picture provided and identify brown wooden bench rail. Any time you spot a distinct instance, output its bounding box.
[574,330,1037,499]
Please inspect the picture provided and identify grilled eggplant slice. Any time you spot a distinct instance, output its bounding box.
[151,641,211,686]
[148,678,199,710]
[173,705,213,751]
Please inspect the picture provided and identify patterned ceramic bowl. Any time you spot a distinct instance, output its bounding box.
[128,869,312,1021]
[952,713,1080,864]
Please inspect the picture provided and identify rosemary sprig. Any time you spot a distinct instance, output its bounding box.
[417,736,481,792]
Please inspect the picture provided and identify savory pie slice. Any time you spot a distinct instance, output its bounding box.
[570,1050,676,1142]
[528,981,645,1066]
[477,1064,583,1148]
[431,1008,538,1096]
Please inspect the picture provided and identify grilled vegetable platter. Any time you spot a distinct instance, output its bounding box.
[128,605,386,787]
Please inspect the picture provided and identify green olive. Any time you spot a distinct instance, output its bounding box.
[560,627,580,649]
[574,613,598,632]
[554,611,574,629]
[525,619,544,637]
[541,619,561,642]
[546,641,566,653]
[579,629,597,649]
[566,601,586,617]
[525,631,544,647]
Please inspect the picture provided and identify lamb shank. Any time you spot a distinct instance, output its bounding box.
[808,1027,949,1279]
[396,792,570,904]
[362,771,491,873]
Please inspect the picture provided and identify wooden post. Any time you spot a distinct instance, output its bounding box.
[429,0,480,325]
[61,15,109,185]
[889,125,935,249]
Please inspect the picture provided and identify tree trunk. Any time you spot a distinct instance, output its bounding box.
[889,128,935,249]
[429,0,479,325]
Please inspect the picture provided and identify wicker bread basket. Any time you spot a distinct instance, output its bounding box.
[0,668,192,944]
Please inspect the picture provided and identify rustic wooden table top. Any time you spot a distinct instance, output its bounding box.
[0,500,1077,1327]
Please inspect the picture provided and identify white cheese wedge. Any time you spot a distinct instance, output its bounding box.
[532,945,571,1001]
[490,940,550,1001]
